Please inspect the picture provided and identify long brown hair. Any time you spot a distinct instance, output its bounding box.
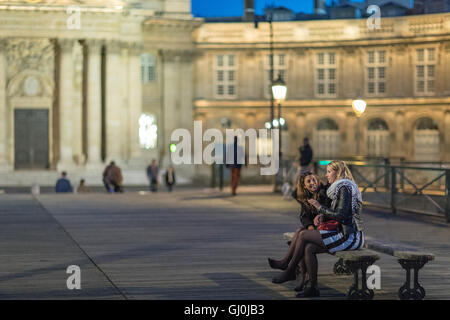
[296,172,322,204]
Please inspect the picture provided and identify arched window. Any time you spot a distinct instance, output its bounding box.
[141,53,156,83]
[139,114,157,149]
[366,118,389,157]
[414,117,439,161]
[314,118,339,158]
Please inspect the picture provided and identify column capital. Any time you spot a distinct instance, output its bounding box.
[59,39,77,53]
[105,40,123,54]
[0,39,7,52]
[85,39,104,53]
[125,42,144,56]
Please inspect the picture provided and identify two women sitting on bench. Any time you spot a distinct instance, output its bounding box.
[268,160,364,298]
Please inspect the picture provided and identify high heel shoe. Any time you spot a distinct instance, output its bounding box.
[294,279,310,292]
[271,269,296,284]
[296,286,320,298]
[267,258,288,270]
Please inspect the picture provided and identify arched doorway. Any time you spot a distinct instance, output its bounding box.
[414,117,439,161]
[314,118,339,158]
[366,118,389,157]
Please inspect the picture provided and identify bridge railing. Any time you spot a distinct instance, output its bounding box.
[314,162,450,222]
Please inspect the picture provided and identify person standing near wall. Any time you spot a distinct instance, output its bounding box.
[147,159,159,192]
[299,138,313,174]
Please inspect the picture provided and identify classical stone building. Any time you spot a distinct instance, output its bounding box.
[193,12,450,183]
[0,1,449,187]
[0,0,200,186]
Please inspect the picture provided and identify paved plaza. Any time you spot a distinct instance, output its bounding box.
[0,186,449,300]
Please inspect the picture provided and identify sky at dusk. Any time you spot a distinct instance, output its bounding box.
[191,0,363,17]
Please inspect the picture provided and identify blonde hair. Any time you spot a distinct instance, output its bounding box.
[327,160,355,182]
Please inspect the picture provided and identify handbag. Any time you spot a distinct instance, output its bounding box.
[317,220,340,231]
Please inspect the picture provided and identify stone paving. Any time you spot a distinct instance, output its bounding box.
[0,187,448,300]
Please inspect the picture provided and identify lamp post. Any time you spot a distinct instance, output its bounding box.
[352,99,367,157]
[254,13,274,129]
[272,74,287,191]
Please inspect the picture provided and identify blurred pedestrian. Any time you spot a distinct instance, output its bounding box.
[77,179,91,193]
[299,138,313,174]
[226,136,245,196]
[165,165,176,192]
[55,171,73,193]
[147,159,159,192]
[103,161,123,193]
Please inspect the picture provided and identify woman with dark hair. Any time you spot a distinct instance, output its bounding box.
[268,172,331,292]
[271,160,364,298]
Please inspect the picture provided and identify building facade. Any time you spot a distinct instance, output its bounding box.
[0,0,200,186]
[192,12,450,183]
[0,1,449,186]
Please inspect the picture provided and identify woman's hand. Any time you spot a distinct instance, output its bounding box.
[308,199,321,209]
[313,214,323,226]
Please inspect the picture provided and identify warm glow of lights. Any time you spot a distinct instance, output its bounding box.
[139,114,157,149]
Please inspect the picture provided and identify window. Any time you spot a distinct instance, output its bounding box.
[366,50,387,96]
[415,48,436,95]
[214,54,236,98]
[264,53,287,98]
[314,119,340,158]
[366,119,389,157]
[139,114,157,149]
[316,52,337,98]
[141,53,156,83]
[414,118,439,161]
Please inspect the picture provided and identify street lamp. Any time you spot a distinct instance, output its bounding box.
[352,99,367,156]
[272,74,287,156]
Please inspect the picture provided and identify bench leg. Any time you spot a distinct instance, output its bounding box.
[345,258,377,300]
[334,258,352,275]
[398,259,428,300]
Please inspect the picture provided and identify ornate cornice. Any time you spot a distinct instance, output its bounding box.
[159,49,194,63]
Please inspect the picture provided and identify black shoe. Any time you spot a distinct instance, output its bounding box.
[272,270,296,284]
[294,279,310,292]
[268,258,288,270]
[296,286,320,298]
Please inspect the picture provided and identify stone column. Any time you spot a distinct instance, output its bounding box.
[0,39,10,170]
[444,110,450,162]
[345,112,357,157]
[57,39,76,171]
[85,39,103,168]
[394,111,405,159]
[127,42,143,166]
[105,40,123,165]
[160,49,181,168]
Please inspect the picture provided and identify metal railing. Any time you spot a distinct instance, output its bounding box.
[315,162,450,222]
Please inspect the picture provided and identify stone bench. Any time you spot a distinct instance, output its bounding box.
[364,236,435,300]
[283,232,434,300]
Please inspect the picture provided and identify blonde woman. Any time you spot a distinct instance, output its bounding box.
[272,160,364,298]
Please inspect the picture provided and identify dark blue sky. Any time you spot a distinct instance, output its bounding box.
[191,0,358,17]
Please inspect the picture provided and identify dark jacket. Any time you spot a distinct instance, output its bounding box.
[319,186,364,235]
[55,178,72,193]
[147,165,159,181]
[299,144,313,166]
[292,184,331,229]
[103,165,123,185]
[165,170,176,186]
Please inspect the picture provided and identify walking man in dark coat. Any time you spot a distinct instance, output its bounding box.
[299,138,313,174]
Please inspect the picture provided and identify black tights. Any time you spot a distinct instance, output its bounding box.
[274,229,327,284]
